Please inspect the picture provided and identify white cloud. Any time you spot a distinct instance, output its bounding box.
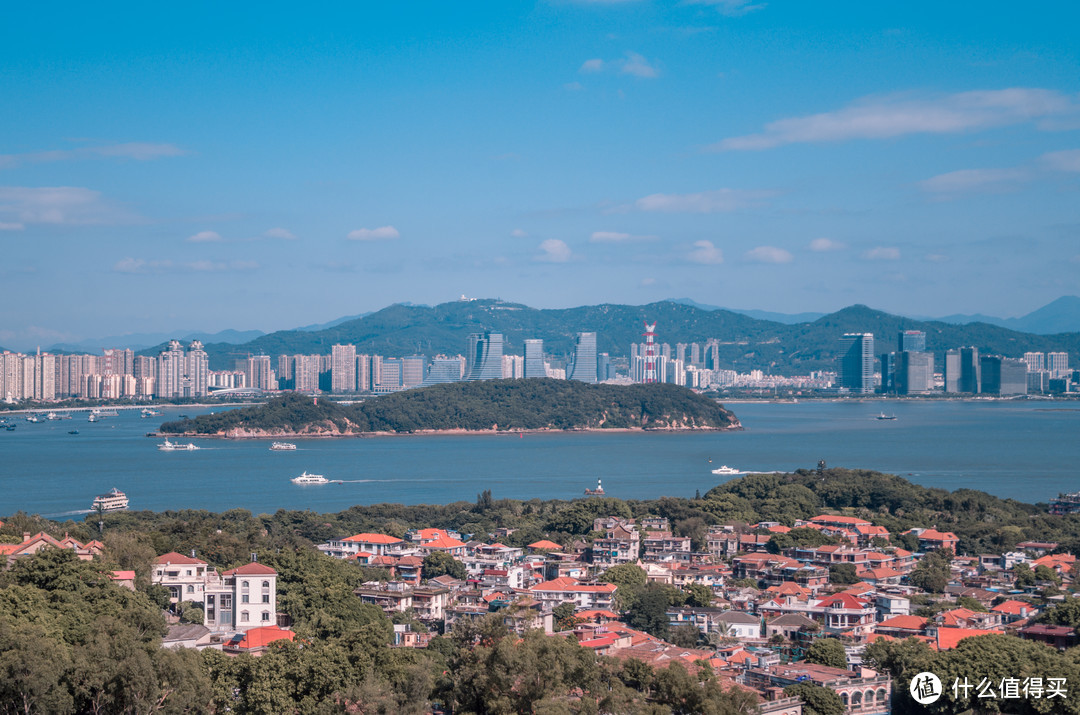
[0,142,185,169]
[1041,149,1080,172]
[809,237,844,252]
[0,221,24,230]
[580,59,605,74]
[688,240,724,265]
[634,188,770,213]
[686,0,767,16]
[264,227,296,240]
[745,245,793,263]
[187,230,222,242]
[713,88,1079,151]
[0,186,134,225]
[347,225,400,241]
[590,231,631,242]
[113,257,259,274]
[511,228,529,237]
[918,168,1028,194]
[862,246,901,261]
[564,82,584,92]
[620,52,658,79]
[536,239,572,263]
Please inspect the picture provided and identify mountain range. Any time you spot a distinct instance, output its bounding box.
[124,298,1080,374]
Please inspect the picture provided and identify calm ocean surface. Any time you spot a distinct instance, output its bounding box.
[2,400,1078,519]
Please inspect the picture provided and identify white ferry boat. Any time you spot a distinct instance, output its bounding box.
[91,488,129,512]
[158,438,200,451]
[141,408,163,418]
[291,471,329,484]
[270,442,297,451]
[711,465,743,476]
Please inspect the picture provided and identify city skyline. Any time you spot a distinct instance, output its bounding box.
[2,2,1079,349]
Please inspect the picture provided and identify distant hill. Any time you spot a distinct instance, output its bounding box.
[140,298,1080,374]
[667,298,826,324]
[160,380,740,436]
[930,296,1080,335]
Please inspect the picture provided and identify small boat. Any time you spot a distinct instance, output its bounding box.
[68,429,79,435]
[158,438,200,451]
[270,442,297,451]
[711,465,743,475]
[584,478,605,496]
[292,471,330,484]
[87,413,98,422]
[4,423,15,431]
[141,408,162,418]
[26,414,42,423]
[91,487,129,512]
[876,413,897,421]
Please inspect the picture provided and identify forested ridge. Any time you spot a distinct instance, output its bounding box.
[5,468,1080,712]
[160,380,740,435]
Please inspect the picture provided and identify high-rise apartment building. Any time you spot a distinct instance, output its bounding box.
[1048,352,1069,377]
[705,340,720,370]
[466,333,504,380]
[597,353,611,382]
[377,358,403,392]
[247,355,273,392]
[1023,352,1045,372]
[156,340,209,398]
[293,355,321,392]
[524,339,545,379]
[402,356,427,388]
[879,353,897,393]
[838,333,874,394]
[356,355,372,392]
[331,344,357,393]
[568,332,597,383]
[422,356,466,386]
[501,354,524,379]
[689,343,702,368]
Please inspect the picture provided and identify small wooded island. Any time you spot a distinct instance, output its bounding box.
[159,379,741,437]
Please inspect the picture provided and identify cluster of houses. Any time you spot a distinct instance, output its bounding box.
[5,508,1077,713]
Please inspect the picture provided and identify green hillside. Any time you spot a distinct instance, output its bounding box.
[160,379,740,435]
[141,299,1080,374]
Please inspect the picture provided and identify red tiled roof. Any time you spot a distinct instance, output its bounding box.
[935,627,996,651]
[767,525,792,534]
[992,600,1033,615]
[425,536,467,549]
[344,533,403,544]
[110,570,136,580]
[529,540,563,550]
[918,529,958,542]
[224,562,277,576]
[234,626,295,650]
[876,615,927,631]
[810,515,871,526]
[155,551,207,565]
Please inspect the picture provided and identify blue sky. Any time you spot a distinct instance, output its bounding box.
[2,1,1079,349]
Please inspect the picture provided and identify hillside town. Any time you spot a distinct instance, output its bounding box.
[8,504,1075,713]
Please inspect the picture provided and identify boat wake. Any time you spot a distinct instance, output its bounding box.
[43,509,93,518]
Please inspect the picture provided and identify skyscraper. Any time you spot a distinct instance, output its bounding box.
[1048,352,1069,377]
[568,332,597,383]
[959,347,981,393]
[331,344,357,393]
[897,351,934,394]
[524,339,546,379]
[402,356,426,388]
[293,355,320,392]
[943,350,961,393]
[838,333,874,394]
[1023,352,1045,372]
[422,356,466,386]
[466,333,504,380]
[897,330,926,353]
[597,353,611,382]
[981,356,1027,395]
[879,352,897,394]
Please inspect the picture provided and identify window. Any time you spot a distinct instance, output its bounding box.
[221,596,231,609]
[242,594,249,603]
[262,594,270,603]
[262,581,270,589]
[187,585,194,593]
[241,580,249,590]
[185,569,192,576]
[240,610,249,623]
[262,612,271,621]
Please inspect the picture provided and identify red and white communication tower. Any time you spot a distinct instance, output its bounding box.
[642,321,659,383]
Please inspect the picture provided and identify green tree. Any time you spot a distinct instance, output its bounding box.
[1035,564,1062,585]
[684,582,714,608]
[552,602,580,632]
[783,682,845,715]
[421,551,467,580]
[828,563,859,585]
[805,638,847,669]
[626,584,672,640]
[1013,562,1037,588]
[670,624,701,649]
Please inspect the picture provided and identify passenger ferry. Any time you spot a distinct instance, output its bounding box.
[91,488,129,512]
[158,438,200,451]
[291,471,330,484]
[270,442,298,451]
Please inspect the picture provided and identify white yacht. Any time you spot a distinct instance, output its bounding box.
[91,488,129,512]
[270,442,297,451]
[710,465,743,476]
[291,471,329,484]
[158,438,200,451]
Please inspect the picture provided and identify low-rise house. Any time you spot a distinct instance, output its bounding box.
[873,593,911,618]
[765,613,817,640]
[355,581,415,613]
[392,624,434,648]
[812,593,878,638]
[873,615,927,639]
[153,552,210,605]
[320,533,405,559]
[222,625,295,655]
[935,608,1001,630]
[592,524,640,568]
[740,662,891,715]
[411,585,451,621]
[714,610,762,640]
[991,599,1036,623]
[1016,541,1058,555]
[641,531,692,562]
[528,577,618,610]
[906,528,959,552]
[163,624,215,650]
[1019,624,1079,650]
[1,531,105,566]
[204,562,279,634]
